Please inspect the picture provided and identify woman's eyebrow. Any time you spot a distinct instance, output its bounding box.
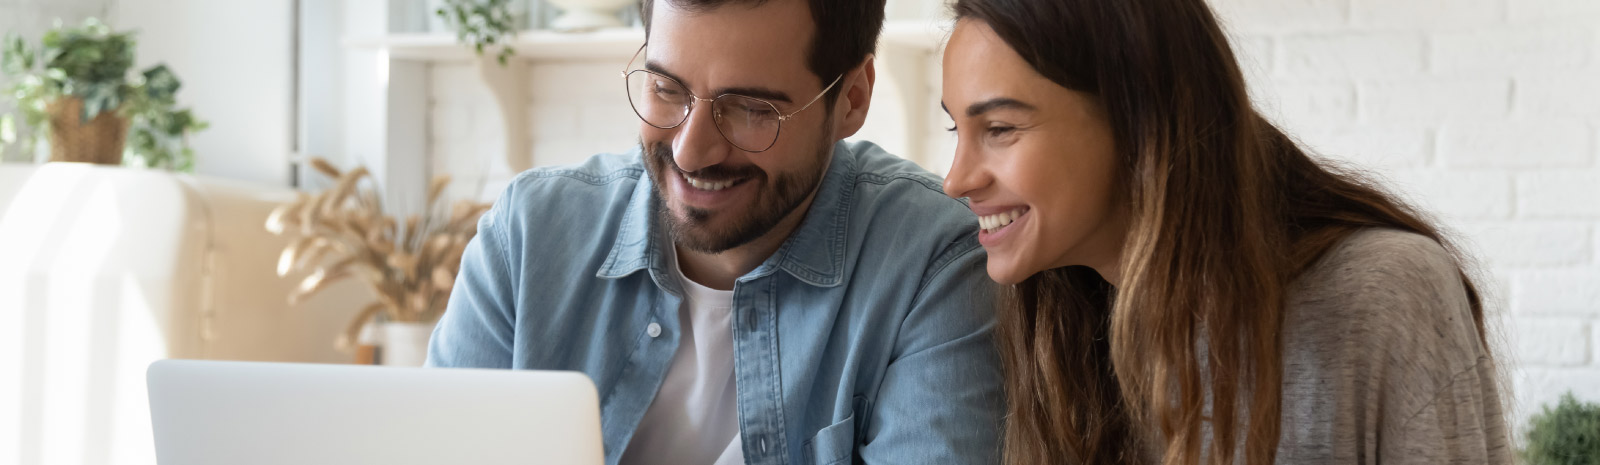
[965,97,1037,117]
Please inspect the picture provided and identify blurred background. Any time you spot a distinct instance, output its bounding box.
[1,0,1597,463]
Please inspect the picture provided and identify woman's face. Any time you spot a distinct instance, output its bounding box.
[942,19,1128,285]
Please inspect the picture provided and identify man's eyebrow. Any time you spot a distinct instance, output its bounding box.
[718,86,792,104]
[644,60,690,89]
[966,97,1037,117]
[643,60,794,104]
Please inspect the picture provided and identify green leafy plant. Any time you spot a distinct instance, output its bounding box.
[1523,392,1600,465]
[0,18,206,170]
[435,0,519,65]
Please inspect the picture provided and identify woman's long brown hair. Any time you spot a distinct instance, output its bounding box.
[953,0,1497,464]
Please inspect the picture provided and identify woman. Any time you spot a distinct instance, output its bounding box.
[939,0,1511,463]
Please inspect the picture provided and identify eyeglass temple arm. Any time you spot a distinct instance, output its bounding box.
[621,43,648,78]
[781,74,844,121]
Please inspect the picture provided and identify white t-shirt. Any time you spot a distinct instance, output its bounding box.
[617,252,744,465]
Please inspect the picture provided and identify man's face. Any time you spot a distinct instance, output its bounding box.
[641,0,837,254]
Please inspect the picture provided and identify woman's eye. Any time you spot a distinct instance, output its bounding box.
[986,126,1017,137]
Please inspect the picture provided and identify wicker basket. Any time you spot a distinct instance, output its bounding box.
[47,97,128,165]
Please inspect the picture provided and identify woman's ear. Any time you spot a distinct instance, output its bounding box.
[831,55,876,140]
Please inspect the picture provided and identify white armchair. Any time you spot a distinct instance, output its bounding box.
[0,163,370,465]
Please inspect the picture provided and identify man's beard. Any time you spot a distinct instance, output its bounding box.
[643,137,831,254]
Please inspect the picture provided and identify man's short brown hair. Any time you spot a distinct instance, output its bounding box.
[640,0,887,106]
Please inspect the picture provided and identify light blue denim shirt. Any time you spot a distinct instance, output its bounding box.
[428,140,1002,465]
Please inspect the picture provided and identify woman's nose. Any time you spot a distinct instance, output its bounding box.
[943,142,988,200]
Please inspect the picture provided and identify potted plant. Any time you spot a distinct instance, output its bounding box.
[1523,392,1600,464]
[266,158,491,366]
[0,18,205,170]
[435,0,521,65]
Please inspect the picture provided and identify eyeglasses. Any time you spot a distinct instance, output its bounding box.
[620,43,842,153]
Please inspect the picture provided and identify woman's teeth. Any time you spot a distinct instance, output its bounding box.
[979,208,1026,234]
[685,174,735,191]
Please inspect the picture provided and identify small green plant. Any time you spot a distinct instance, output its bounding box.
[435,0,519,65]
[1523,392,1600,465]
[1,18,206,171]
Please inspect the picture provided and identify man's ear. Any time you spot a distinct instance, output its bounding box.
[831,55,876,140]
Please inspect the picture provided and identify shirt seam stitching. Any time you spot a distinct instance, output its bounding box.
[915,238,984,298]
[1396,354,1492,432]
[489,190,516,310]
[852,174,969,212]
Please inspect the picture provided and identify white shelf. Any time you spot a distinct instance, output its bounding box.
[342,19,948,178]
[344,28,644,62]
[344,19,946,62]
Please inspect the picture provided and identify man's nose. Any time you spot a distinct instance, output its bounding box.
[671,100,732,173]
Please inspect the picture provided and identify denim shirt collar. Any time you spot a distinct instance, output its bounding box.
[595,141,857,289]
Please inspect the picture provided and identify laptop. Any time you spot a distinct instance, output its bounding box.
[146,360,604,465]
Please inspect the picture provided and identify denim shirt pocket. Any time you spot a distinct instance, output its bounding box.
[801,413,856,465]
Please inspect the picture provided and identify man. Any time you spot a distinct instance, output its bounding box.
[427,0,1001,463]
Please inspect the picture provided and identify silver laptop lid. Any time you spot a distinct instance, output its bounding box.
[147,360,603,465]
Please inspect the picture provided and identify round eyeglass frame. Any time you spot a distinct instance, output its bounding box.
[620,43,843,153]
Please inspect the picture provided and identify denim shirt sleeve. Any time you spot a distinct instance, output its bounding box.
[426,190,518,369]
[859,240,1003,465]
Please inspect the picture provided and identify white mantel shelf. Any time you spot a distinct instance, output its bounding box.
[343,19,948,180]
[344,19,948,62]
[344,28,643,62]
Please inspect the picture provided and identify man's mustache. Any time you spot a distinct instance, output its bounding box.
[645,142,764,183]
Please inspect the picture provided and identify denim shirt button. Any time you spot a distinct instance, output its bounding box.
[646,322,662,338]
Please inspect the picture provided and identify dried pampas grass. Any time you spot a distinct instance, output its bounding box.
[266,157,492,350]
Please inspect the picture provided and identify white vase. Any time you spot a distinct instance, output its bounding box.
[546,0,636,31]
[381,321,437,367]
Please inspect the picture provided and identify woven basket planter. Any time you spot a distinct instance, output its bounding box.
[47,97,128,165]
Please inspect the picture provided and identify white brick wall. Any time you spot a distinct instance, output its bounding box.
[1389,170,1514,219]
[1519,170,1600,218]
[1214,0,1600,428]
[1350,0,1503,29]
[1461,221,1592,268]
[1514,317,1590,366]
[1518,76,1600,118]
[1360,78,1510,121]
[1433,28,1591,73]
[1439,121,1590,169]
[428,58,641,201]
[426,0,1600,432]
[1279,33,1424,77]
[1509,0,1600,25]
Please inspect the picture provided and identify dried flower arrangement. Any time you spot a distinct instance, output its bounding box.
[265,158,491,349]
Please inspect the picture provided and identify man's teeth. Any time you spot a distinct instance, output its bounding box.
[685,175,735,191]
[979,208,1026,233]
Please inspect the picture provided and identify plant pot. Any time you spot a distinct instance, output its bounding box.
[546,0,635,31]
[47,97,128,165]
[380,321,438,367]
